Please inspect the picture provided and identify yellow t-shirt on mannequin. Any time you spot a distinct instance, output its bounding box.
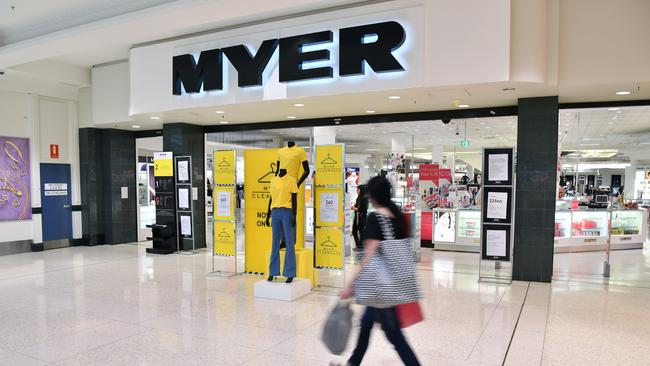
[277,146,308,180]
[270,175,298,209]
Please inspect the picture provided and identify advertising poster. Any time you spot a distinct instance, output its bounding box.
[315,188,343,227]
[483,148,513,186]
[244,149,305,273]
[315,227,343,269]
[213,221,236,256]
[345,167,360,186]
[418,164,439,210]
[439,168,452,207]
[213,150,236,185]
[433,210,456,243]
[215,189,233,219]
[315,144,344,186]
[0,136,31,221]
[481,224,511,261]
[154,152,173,177]
[482,187,512,223]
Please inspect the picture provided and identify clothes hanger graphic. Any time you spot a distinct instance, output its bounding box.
[217,157,231,167]
[218,228,231,238]
[320,153,337,165]
[320,236,336,247]
[257,162,277,183]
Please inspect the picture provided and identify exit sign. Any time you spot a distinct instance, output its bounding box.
[460,140,470,147]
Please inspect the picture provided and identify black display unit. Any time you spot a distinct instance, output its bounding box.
[147,175,177,254]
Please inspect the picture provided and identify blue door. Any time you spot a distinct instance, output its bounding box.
[40,164,72,241]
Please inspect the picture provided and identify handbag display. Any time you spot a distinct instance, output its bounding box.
[353,213,420,307]
[321,300,353,355]
[396,301,424,328]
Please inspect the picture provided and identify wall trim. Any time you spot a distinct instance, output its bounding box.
[0,240,33,256]
[559,99,650,110]
[32,207,42,214]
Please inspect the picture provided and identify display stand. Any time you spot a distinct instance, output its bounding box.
[175,156,196,255]
[147,152,176,255]
[209,150,242,278]
[479,148,515,284]
[313,144,346,289]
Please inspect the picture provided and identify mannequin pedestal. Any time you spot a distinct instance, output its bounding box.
[254,279,311,302]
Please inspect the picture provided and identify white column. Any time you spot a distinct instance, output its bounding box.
[313,126,336,145]
[68,100,82,241]
[29,95,43,247]
[625,162,638,199]
[431,145,443,165]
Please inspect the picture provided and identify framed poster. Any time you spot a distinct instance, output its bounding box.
[482,187,512,224]
[0,136,31,221]
[433,210,456,243]
[178,212,192,238]
[481,224,511,261]
[175,156,191,184]
[483,148,513,186]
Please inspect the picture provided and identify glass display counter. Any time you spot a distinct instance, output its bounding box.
[554,208,647,252]
[432,208,480,253]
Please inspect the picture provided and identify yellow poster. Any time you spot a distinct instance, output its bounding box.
[315,227,343,269]
[244,149,305,273]
[315,188,344,227]
[315,144,343,186]
[213,150,236,185]
[213,188,235,221]
[153,152,173,177]
[213,222,235,256]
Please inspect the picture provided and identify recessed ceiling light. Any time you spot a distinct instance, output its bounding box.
[215,110,225,114]
[293,103,304,107]
[612,117,618,120]
[616,110,622,114]
[287,116,297,119]
[616,91,631,95]
[132,125,141,129]
[150,116,160,120]
[458,104,470,108]
[366,110,376,114]
[388,95,400,100]
[608,122,614,125]
[608,108,620,111]
[219,121,229,124]
[365,148,380,151]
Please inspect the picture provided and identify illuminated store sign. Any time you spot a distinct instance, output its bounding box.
[172,21,406,95]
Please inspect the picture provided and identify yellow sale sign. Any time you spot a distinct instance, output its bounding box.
[153,152,173,177]
[315,188,344,227]
[315,144,343,186]
[213,150,236,185]
[213,222,235,256]
[314,227,343,269]
[244,149,305,273]
[213,188,235,221]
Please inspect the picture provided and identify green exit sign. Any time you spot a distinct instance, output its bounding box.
[460,140,470,147]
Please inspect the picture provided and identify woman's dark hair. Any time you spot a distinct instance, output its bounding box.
[366,176,407,237]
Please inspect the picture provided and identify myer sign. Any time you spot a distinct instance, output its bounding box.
[172,21,406,95]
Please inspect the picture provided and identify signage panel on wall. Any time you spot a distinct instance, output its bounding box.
[314,227,343,269]
[214,221,236,256]
[129,6,424,115]
[315,144,344,186]
[213,150,236,185]
[154,152,173,177]
[0,136,31,221]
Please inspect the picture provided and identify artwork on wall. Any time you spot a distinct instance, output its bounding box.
[0,136,31,221]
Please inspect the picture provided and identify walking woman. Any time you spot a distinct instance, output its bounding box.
[340,176,421,366]
[351,185,368,250]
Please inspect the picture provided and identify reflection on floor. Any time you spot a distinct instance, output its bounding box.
[0,244,648,365]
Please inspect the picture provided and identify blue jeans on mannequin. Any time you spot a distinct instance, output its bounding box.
[348,307,420,366]
[269,208,296,278]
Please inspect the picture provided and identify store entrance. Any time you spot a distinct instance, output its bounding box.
[204,116,518,280]
[554,105,650,286]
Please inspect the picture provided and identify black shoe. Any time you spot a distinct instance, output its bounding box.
[267,275,274,282]
[286,277,294,284]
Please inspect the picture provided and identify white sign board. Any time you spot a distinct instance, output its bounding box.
[319,192,339,223]
[486,229,507,257]
[486,191,508,220]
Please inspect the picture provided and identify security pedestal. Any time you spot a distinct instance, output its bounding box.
[254,279,311,302]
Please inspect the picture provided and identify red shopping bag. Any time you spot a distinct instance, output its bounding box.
[396,302,424,328]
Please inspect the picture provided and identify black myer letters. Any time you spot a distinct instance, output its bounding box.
[172,21,406,95]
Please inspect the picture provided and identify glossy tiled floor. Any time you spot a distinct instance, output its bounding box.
[0,244,648,365]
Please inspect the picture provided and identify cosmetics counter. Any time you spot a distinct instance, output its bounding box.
[554,208,647,252]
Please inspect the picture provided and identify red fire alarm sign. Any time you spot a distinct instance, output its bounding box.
[50,144,59,159]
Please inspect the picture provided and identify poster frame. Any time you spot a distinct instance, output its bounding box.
[481,186,513,224]
[483,148,514,186]
[481,224,511,261]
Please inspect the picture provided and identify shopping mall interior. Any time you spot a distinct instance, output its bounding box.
[1,0,650,365]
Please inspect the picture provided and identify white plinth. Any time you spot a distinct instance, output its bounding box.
[254,279,311,302]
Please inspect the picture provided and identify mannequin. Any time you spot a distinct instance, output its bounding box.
[276,141,309,249]
[266,168,298,283]
[276,141,310,187]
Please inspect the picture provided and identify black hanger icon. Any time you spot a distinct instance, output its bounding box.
[320,236,336,247]
[258,163,277,183]
[217,157,231,167]
[321,153,337,165]
[218,228,231,238]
